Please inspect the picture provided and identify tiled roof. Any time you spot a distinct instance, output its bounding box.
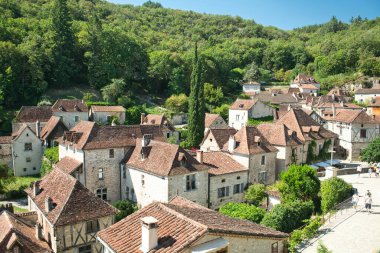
[54,157,82,175]
[276,109,336,141]
[0,211,52,253]
[327,87,348,96]
[60,121,96,150]
[40,116,68,141]
[25,168,117,226]
[141,114,176,132]
[257,123,303,147]
[293,74,318,84]
[241,81,260,86]
[355,88,380,94]
[252,92,298,105]
[225,126,278,155]
[229,99,258,110]
[202,128,237,149]
[316,102,361,109]
[203,151,248,175]
[97,197,287,253]
[0,136,12,144]
[367,97,380,107]
[91,105,126,112]
[51,99,88,112]
[126,139,209,176]
[300,84,318,90]
[15,106,52,123]
[205,113,220,128]
[324,109,378,124]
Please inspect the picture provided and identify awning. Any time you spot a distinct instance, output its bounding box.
[191,238,229,253]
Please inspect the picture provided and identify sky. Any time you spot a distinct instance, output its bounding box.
[108,0,380,30]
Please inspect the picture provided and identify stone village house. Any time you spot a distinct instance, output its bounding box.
[51,99,88,129]
[204,113,229,134]
[140,113,179,143]
[89,106,126,125]
[0,136,13,168]
[97,196,288,253]
[26,168,117,253]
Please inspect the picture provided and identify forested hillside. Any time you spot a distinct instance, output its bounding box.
[0,0,380,131]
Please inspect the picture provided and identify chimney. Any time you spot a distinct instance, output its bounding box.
[35,224,42,240]
[141,135,150,147]
[33,181,40,197]
[228,135,236,153]
[140,216,158,253]
[35,121,40,138]
[196,150,203,164]
[332,103,336,118]
[45,197,52,212]
[141,113,146,124]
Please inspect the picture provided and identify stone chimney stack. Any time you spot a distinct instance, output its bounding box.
[196,150,203,164]
[141,135,150,147]
[33,181,40,197]
[140,216,158,253]
[228,135,236,153]
[35,120,40,138]
[332,103,336,118]
[140,113,146,124]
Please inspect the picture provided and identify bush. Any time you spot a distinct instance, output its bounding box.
[317,242,332,253]
[102,79,126,103]
[125,105,146,125]
[44,146,59,164]
[288,217,322,252]
[219,202,266,223]
[261,200,314,233]
[361,138,380,162]
[212,104,229,120]
[164,93,188,113]
[321,177,353,213]
[245,184,267,206]
[113,200,138,222]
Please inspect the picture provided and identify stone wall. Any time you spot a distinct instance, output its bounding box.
[249,152,277,185]
[52,111,88,129]
[0,143,12,168]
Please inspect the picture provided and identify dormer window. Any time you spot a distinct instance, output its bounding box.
[74,105,79,111]
[59,105,64,111]
[239,104,244,108]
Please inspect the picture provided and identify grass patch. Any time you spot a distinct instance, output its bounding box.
[13,206,28,213]
[4,176,40,200]
[247,116,274,126]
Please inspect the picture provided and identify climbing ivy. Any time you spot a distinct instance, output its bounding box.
[306,140,317,164]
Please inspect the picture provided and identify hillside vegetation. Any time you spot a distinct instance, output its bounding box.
[0,0,380,131]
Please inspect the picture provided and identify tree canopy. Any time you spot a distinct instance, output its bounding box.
[361,138,380,162]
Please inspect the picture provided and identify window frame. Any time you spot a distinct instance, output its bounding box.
[186,174,196,191]
[86,220,99,234]
[109,149,114,158]
[261,155,266,165]
[96,188,107,201]
[98,168,104,180]
[74,115,80,122]
[218,186,230,198]
[360,129,367,138]
[24,143,32,151]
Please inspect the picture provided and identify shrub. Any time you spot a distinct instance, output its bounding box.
[288,217,322,252]
[125,105,146,125]
[261,200,314,233]
[113,200,138,222]
[321,177,353,213]
[212,104,229,120]
[317,242,332,253]
[245,184,267,206]
[219,202,266,223]
[165,93,188,113]
[361,138,380,162]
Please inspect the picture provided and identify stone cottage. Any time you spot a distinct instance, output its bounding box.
[51,99,88,129]
[89,105,126,125]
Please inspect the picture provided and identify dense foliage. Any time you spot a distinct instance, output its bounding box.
[0,163,14,194]
[219,202,266,223]
[41,146,59,176]
[113,200,138,222]
[0,0,380,133]
[288,217,322,253]
[260,200,314,233]
[244,184,267,206]
[361,138,380,162]
[320,177,353,213]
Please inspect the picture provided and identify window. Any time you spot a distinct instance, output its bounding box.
[96,188,107,200]
[74,116,79,122]
[360,129,367,138]
[259,171,267,182]
[98,168,104,180]
[218,186,230,198]
[166,132,170,138]
[125,186,130,199]
[236,115,240,121]
[210,138,213,142]
[109,149,114,158]
[221,179,225,183]
[319,144,322,151]
[33,167,36,170]
[261,155,266,165]
[78,245,92,253]
[237,176,240,180]
[26,157,31,163]
[24,143,32,151]
[122,167,126,179]
[271,242,278,253]
[0,145,2,149]
[106,115,112,122]
[23,168,27,172]
[186,174,196,191]
[340,126,343,135]
[141,175,145,187]
[86,220,99,234]
[233,183,244,194]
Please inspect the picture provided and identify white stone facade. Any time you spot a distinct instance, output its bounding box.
[0,142,12,168]
[53,111,88,129]
[91,111,126,125]
[229,101,273,130]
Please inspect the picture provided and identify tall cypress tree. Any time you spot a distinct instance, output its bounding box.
[187,42,205,148]
[50,0,76,87]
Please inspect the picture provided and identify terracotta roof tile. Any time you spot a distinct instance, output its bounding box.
[97,197,287,253]
[324,109,378,124]
[15,106,52,123]
[40,116,68,141]
[25,168,117,226]
[54,157,82,175]
[257,123,302,146]
[91,105,126,112]
[141,114,176,132]
[229,99,258,110]
[126,140,209,177]
[293,74,318,84]
[202,128,237,149]
[0,136,12,144]
[205,113,219,128]
[300,84,318,90]
[202,152,248,175]
[0,211,52,252]
[51,99,88,112]
[355,88,380,94]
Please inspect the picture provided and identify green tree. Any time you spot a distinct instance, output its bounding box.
[187,43,205,148]
[50,0,76,87]
[245,184,267,206]
[101,79,126,104]
[113,200,138,222]
[0,163,14,194]
[261,200,314,233]
[41,146,59,176]
[321,177,352,213]
[279,164,320,202]
[361,138,380,162]
[212,104,229,121]
[165,94,188,113]
[219,202,265,223]
[125,105,146,125]
[204,83,223,107]
[244,61,260,82]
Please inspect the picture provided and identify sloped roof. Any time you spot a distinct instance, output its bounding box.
[126,140,209,177]
[0,136,12,144]
[257,123,303,147]
[54,157,83,175]
[293,74,318,84]
[97,197,287,253]
[205,113,227,129]
[225,126,278,155]
[203,151,248,175]
[300,84,318,90]
[25,168,117,226]
[202,128,237,149]
[229,99,258,110]
[51,99,88,112]
[367,97,380,107]
[141,114,176,132]
[91,105,126,112]
[40,116,68,141]
[15,106,52,123]
[252,92,298,105]
[355,88,380,95]
[0,211,52,252]
[325,109,378,124]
